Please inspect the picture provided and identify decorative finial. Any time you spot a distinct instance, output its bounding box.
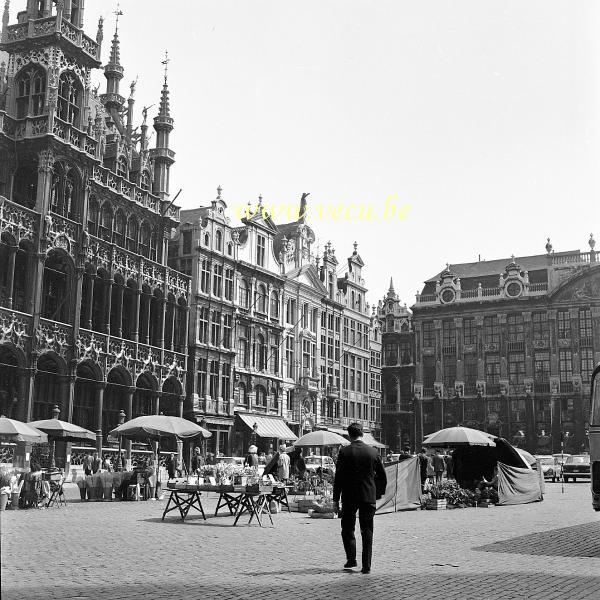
[446,262,449,270]
[114,4,123,29]
[545,237,553,254]
[510,254,515,262]
[389,277,394,292]
[589,233,595,251]
[161,50,170,84]
[353,241,358,254]
[217,185,222,199]
[258,194,263,206]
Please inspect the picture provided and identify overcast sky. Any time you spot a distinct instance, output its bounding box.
[7,0,600,307]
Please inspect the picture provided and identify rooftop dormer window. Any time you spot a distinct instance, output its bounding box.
[256,234,266,267]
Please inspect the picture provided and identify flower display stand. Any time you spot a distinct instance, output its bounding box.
[426,498,447,510]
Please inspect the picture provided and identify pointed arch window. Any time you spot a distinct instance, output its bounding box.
[87,197,99,236]
[140,170,151,191]
[98,204,113,241]
[113,210,126,247]
[57,72,82,126]
[139,222,151,258]
[16,65,46,119]
[116,156,128,178]
[126,216,138,252]
[50,163,80,221]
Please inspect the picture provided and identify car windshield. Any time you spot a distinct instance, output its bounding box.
[539,458,554,465]
[567,456,588,464]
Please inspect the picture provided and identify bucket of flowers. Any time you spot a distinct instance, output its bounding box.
[425,484,447,510]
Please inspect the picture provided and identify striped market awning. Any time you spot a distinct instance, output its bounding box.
[237,413,298,441]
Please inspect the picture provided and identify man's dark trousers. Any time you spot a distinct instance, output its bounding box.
[341,501,376,570]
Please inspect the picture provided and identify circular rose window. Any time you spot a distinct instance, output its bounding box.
[506,281,523,298]
[440,288,455,303]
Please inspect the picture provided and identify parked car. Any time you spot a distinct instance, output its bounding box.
[535,455,560,482]
[562,455,591,482]
[304,455,336,478]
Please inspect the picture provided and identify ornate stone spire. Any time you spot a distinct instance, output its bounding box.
[388,277,395,293]
[103,9,124,105]
[158,50,171,118]
[2,1,10,40]
[96,15,104,46]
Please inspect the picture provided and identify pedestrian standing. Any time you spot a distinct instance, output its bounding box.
[191,447,204,473]
[417,448,428,492]
[166,453,176,479]
[444,451,454,480]
[432,449,445,484]
[333,422,387,575]
[82,453,92,476]
[91,452,101,474]
[102,454,113,472]
[244,445,259,468]
[277,445,290,482]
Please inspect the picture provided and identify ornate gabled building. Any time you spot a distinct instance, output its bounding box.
[170,193,382,455]
[409,237,600,454]
[0,2,188,468]
[377,279,415,451]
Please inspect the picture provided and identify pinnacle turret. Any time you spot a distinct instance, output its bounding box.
[103,11,125,106]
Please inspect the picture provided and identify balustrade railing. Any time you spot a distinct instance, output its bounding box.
[4,17,100,61]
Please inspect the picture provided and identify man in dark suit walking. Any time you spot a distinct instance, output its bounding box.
[333,422,387,574]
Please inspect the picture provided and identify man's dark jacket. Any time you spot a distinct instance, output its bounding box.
[333,439,387,504]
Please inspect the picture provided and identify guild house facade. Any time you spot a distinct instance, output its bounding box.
[401,237,599,455]
[169,193,383,456]
[0,2,188,468]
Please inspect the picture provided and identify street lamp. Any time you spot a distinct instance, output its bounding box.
[49,404,60,469]
[251,422,258,449]
[200,418,207,458]
[115,409,126,472]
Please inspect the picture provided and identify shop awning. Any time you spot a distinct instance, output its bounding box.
[327,427,348,437]
[237,413,298,441]
[200,416,234,427]
[363,432,387,449]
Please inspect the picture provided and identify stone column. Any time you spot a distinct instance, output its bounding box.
[5,245,17,309]
[66,372,76,422]
[114,283,124,338]
[125,386,134,470]
[153,391,161,415]
[157,298,166,348]
[168,301,176,351]
[142,293,151,344]
[84,273,94,329]
[131,289,140,342]
[103,278,113,334]
[95,382,105,454]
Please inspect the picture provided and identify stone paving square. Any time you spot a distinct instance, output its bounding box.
[1,482,599,600]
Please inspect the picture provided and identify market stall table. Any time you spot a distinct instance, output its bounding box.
[233,492,274,527]
[214,491,242,516]
[162,487,206,522]
[264,485,291,513]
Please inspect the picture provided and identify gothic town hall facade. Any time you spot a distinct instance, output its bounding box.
[0,1,188,467]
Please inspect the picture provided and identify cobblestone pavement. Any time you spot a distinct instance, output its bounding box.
[1,482,599,600]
